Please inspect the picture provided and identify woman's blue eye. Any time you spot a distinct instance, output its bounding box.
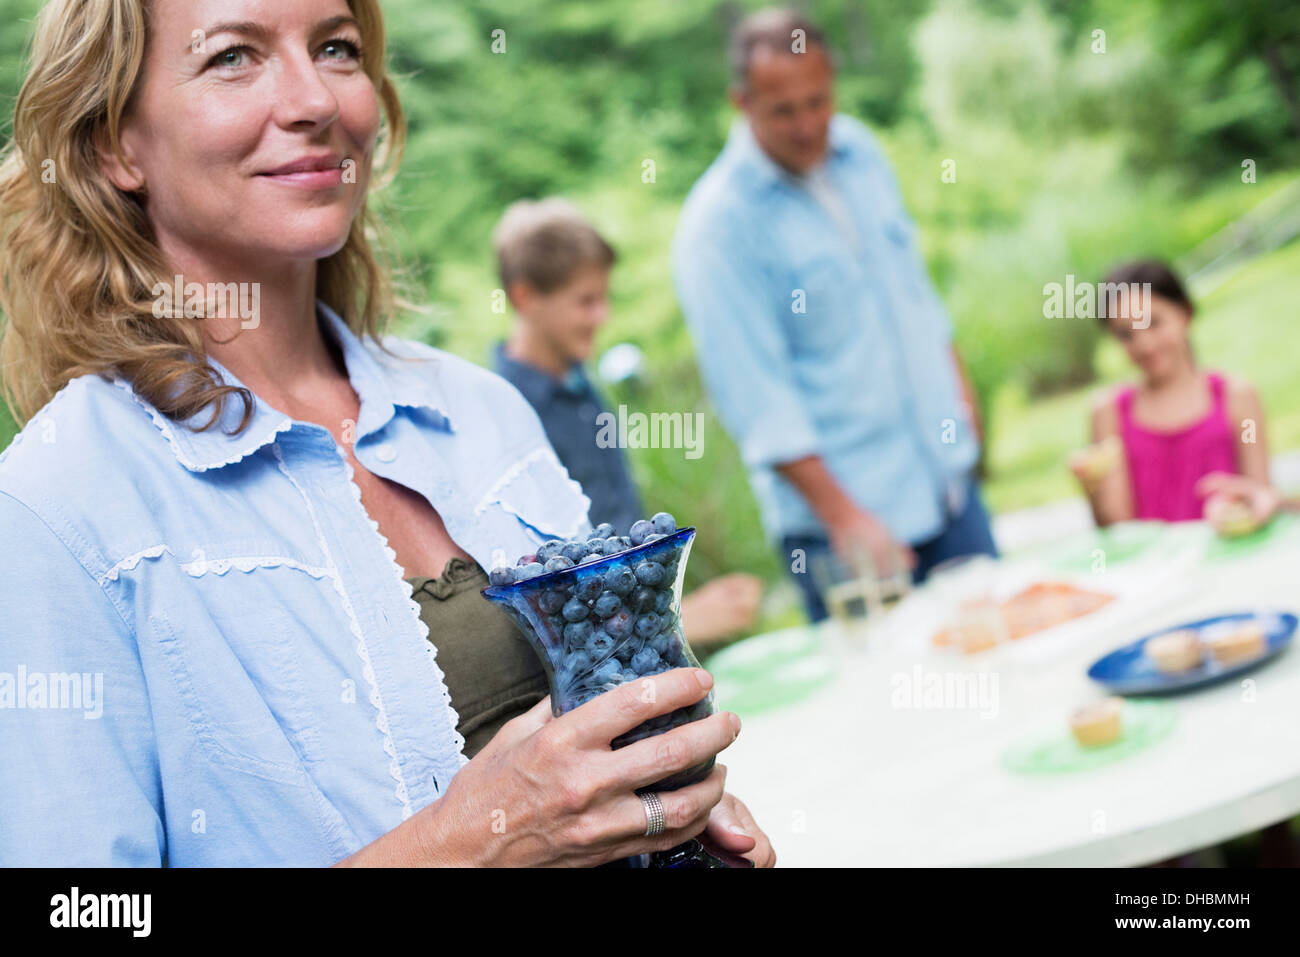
[322,38,362,61]
[209,46,248,69]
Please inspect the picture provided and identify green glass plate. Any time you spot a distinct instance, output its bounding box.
[706,627,835,717]
[1204,511,1299,561]
[1002,699,1176,775]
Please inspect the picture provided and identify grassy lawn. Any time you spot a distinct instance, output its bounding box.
[983,239,1300,513]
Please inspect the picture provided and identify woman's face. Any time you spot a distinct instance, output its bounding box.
[1107,290,1192,380]
[106,0,379,270]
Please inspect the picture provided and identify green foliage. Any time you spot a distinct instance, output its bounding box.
[0,0,1297,616]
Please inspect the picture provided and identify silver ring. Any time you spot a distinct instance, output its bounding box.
[639,791,666,837]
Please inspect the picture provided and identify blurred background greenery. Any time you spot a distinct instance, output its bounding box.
[1,0,1297,619]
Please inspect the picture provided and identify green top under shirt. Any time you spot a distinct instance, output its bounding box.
[405,558,548,760]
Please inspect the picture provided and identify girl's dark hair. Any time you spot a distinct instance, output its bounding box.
[1098,259,1194,323]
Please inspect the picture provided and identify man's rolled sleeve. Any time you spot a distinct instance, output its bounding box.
[672,225,820,470]
[0,491,165,866]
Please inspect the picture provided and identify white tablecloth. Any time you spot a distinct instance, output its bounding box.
[720,525,1300,866]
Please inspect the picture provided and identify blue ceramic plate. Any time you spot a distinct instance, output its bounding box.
[1087,610,1297,696]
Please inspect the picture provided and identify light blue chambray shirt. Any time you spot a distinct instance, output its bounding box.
[671,115,980,545]
[0,300,592,866]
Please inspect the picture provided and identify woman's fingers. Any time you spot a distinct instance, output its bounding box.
[563,668,715,748]
[702,786,758,854]
[606,764,730,852]
[611,710,740,793]
[707,791,776,867]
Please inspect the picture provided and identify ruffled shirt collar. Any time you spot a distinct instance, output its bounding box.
[116,299,454,472]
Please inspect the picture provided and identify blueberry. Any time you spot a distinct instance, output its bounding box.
[561,542,588,563]
[593,658,622,684]
[516,553,538,566]
[600,537,623,556]
[658,611,680,635]
[654,590,671,614]
[634,561,664,586]
[619,535,633,548]
[593,591,622,618]
[544,556,574,572]
[593,522,615,539]
[643,533,665,544]
[652,512,676,535]
[603,608,634,639]
[618,587,644,616]
[574,575,603,602]
[488,566,514,586]
[631,647,662,675]
[537,540,564,562]
[580,552,604,565]
[635,612,661,639]
[629,519,655,545]
[561,598,589,622]
[566,649,593,675]
[650,633,675,657]
[586,631,615,660]
[517,562,544,580]
[603,565,636,596]
[615,642,637,665]
[563,620,592,646]
[621,668,640,684]
[537,590,566,615]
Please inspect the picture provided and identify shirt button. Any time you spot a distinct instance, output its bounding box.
[375,443,397,463]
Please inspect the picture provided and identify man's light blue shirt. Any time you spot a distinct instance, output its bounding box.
[671,115,979,545]
[0,301,591,865]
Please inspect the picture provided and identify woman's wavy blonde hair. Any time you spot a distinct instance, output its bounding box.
[0,0,414,433]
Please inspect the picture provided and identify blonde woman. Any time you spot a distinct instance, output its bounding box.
[0,0,773,867]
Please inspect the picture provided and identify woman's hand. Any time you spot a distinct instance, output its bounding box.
[410,668,741,867]
[703,791,776,867]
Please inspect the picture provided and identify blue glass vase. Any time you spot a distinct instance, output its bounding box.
[482,526,748,866]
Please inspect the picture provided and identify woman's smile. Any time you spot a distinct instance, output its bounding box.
[256,151,350,189]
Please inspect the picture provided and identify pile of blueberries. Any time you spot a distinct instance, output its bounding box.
[486,512,712,743]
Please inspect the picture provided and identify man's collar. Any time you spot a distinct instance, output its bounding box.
[493,341,587,405]
[727,114,853,190]
[121,298,453,472]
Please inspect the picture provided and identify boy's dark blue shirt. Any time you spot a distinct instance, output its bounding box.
[493,342,643,534]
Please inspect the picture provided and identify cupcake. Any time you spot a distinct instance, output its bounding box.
[1206,499,1261,539]
[1070,697,1123,748]
[1145,629,1204,674]
[1069,436,1123,484]
[1206,622,1267,667]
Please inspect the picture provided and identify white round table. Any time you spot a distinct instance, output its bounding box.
[718,524,1300,866]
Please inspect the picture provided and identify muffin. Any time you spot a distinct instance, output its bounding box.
[1070,436,1122,484]
[1070,697,1123,748]
[1207,499,1260,539]
[1206,622,1267,667]
[1145,629,1205,674]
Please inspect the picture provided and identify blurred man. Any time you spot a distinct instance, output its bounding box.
[671,8,995,621]
[492,198,763,645]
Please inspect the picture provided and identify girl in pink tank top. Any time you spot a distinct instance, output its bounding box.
[1071,260,1271,526]
[1116,372,1238,520]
